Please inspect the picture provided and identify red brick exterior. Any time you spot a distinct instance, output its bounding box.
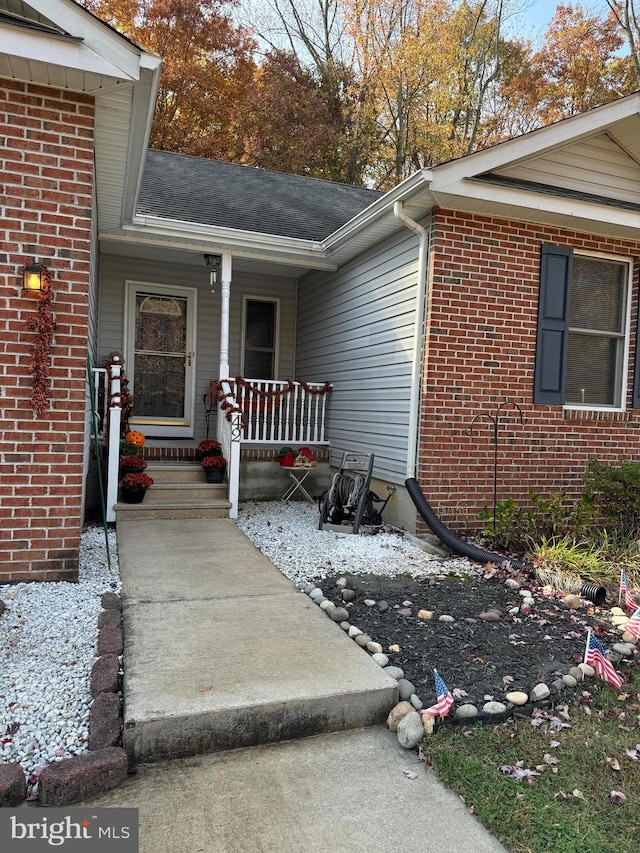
[417,209,640,531]
[0,80,95,582]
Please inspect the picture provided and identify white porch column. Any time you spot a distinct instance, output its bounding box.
[219,252,232,379]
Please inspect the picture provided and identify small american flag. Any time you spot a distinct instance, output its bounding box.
[626,606,640,640]
[620,569,638,614]
[422,669,454,719]
[584,630,623,689]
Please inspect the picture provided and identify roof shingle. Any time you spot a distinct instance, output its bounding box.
[137,150,383,242]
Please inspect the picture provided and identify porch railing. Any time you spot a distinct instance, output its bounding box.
[232,379,330,445]
[91,368,108,436]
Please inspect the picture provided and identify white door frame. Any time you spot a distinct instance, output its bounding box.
[124,281,198,438]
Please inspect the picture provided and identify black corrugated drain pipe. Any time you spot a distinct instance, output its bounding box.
[405,478,606,605]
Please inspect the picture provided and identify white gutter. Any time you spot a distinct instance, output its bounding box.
[393,201,429,480]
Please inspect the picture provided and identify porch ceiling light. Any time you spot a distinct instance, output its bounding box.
[204,253,222,290]
[22,262,44,293]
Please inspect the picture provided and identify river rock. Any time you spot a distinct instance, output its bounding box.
[309,588,324,602]
[398,679,416,701]
[364,599,376,607]
[479,610,500,621]
[438,614,454,623]
[417,610,433,620]
[505,579,521,591]
[482,701,506,716]
[397,711,425,749]
[410,694,423,711]
[505,691,528,706]
[529,683,550,702]
[371,653,389,667]
[335,577,348,589]
[329,606,349,622]
[341,589,356,603]
[367,641,383,654]
[562,674,578,688]
[455,704,478,720]
[388,644,401,653]
[387,701,413,732]
[578,663,595,678]
[377,600,389,613]
[319,600,334,611]
[354,634,372,648]
[568,666,584,683]
[348,626,362,638]
[383,665,405,681]
[613,642,636,657]
[611,614,629,626]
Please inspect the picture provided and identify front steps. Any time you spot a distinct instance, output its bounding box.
[115,462,231,520]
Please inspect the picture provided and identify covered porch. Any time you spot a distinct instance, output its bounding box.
[90,229,334,522]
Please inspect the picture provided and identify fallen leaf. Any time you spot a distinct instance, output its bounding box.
[607,756,621,771]
[503,675,514,684]
[452,688,468,698]
[403,770,418,779]
[625,746,640,761]
[610,790,627,804]
[572,789,585,800]
[515,792,525,801]
[199,685,213,693]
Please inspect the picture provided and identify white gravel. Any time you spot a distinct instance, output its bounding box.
[235,501,473,585]
[0,526,120,784]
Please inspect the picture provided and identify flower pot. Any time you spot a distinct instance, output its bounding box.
[120,488,146,504]
[204,467,226,484]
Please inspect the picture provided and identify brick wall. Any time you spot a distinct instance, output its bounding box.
[417,209,640,531]
[0,80,95,582]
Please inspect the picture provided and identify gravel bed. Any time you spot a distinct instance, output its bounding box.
[0,526,120,782]
[235,501,475,585]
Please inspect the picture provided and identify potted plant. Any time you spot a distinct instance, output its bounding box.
[201,454,227,483]
[119,439,141,457]
[195,439,222,461]
[119,455,147,476]
[119,472,154,503]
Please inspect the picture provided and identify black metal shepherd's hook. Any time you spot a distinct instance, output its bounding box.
[467,400,525,532]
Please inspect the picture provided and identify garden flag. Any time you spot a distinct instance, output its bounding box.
[626,607,640,640]
[584,630,623,689]
[422,669,454,719]
[620,569,638,613]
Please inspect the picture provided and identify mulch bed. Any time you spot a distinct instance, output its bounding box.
[311,563,622,709]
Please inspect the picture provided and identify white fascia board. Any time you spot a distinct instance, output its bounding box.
[431,94,640,187]
[0,24,136,81]
[430,180,640,233]
[25,0,148,80]
[121,64,162,222]
[322,169,434,253]
[124,217,337,270]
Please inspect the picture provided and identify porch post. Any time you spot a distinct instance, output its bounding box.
[219,252,232,379]
[106,358,122,522]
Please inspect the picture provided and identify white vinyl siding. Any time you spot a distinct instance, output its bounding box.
[495,132,640,204]
[98,254,297,440]
[296,224,425,483]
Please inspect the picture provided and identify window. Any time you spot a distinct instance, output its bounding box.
[242,298,278,379]
[534,245,632,409]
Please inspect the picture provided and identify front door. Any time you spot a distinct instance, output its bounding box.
[125,282,197,438]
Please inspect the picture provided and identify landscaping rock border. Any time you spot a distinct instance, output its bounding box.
[300,580,639,750]
[1,591,126,807]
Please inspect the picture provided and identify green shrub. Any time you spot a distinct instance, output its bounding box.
[479,491,596,551]
[584,459,640,537]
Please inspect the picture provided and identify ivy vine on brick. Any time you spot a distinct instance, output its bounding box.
[24,264,56,416]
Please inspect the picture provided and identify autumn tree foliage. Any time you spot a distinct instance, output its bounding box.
[82,0,637,187]
[83,0,257,159]
[240,49,348,178]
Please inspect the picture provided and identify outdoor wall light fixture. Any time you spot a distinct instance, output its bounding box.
[22,261,45,293]
[204,253,222,291]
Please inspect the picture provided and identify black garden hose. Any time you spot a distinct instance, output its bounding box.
[404,477,606,605]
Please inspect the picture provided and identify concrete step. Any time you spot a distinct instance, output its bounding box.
[117,518,398,764]
[144,482,227,504]
[145,462,205,484]
[114,500,231,520]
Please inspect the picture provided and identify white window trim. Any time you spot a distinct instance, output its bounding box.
[562,250,633,414]
[240,295,281,379]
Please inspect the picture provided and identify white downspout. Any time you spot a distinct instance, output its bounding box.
[393,201,429,479]
[219,252,232,379]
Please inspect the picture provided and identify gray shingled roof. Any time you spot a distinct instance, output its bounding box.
[137,150,383,242]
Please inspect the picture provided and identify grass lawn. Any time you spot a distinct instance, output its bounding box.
[424,656,640,853]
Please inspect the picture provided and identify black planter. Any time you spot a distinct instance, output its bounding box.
[204,467,226,484]
[120,488,146,504]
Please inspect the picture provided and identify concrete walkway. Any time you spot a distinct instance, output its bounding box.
[81,517,506,852]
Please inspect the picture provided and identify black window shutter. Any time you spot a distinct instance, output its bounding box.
[533,244,572,405]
